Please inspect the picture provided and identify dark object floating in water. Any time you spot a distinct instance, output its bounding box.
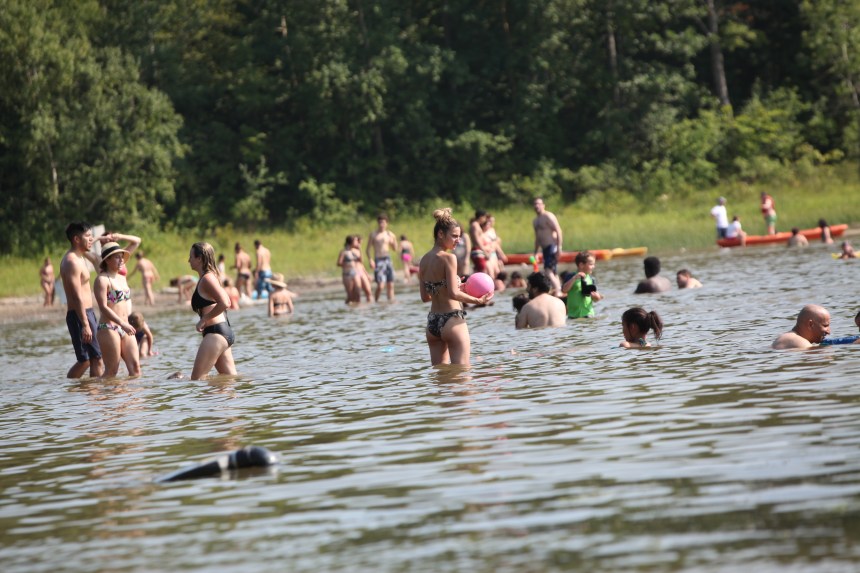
[156,446,278,482]
[820,335,860,345]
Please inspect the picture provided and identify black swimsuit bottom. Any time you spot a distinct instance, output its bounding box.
[202,322,235,347]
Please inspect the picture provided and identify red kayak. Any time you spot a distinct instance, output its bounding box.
[717,224,847,247]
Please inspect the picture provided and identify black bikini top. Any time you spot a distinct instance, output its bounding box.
[191,277,216,316]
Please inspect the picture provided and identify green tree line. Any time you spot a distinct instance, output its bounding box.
[2,0,859,254]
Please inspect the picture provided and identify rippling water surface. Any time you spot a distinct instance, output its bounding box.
[1,243,859,572]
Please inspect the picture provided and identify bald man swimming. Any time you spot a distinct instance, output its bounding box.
[772,304,831,349]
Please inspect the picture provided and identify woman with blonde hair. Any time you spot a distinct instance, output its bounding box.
[93,233,141,377]
[188,242,237,379]
[418,209,493,365]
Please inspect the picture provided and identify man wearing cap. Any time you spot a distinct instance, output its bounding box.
[710,197,729,239]
[60,222,108,377]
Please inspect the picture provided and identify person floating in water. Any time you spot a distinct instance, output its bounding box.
[772,304,830,349]
[620,307,663,348]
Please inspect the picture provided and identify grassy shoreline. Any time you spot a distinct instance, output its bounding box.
[5,166,858,298]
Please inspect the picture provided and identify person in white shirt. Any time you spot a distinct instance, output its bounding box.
[710,197,729,239]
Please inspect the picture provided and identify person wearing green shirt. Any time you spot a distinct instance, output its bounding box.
[562,251,603,318]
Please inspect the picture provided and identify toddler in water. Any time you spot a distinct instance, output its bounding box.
[128,311,156,356]
[620,307,663,348]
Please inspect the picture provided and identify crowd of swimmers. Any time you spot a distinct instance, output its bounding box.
[55,198,857,379]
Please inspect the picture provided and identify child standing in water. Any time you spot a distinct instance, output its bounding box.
[400,234,415,283]
[620,307,663,348]
[128,311,155,357]
[562,251,603,318]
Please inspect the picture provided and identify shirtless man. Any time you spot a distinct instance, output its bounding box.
[675,269,703,289]
[60,222,104,378]
[516,272,567,329]
[232,242,252,299]
[787,228,809,247]
[772,304,831,349]
[128,251,161,305]
[254,239,273,299]
[366,213,399,301]
[634,256,672,294]
[532,197,563,296]
[40,257,55,306]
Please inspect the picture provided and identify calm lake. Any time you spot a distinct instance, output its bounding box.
[1,241,859,572]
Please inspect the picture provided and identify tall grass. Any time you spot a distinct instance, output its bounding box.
[4,166,858,298]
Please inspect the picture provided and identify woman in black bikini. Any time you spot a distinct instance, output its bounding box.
[188,242,237,380]
[418,208,494,365]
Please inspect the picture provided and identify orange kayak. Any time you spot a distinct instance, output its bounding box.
[506,246,647,265]
[717,224,847,247]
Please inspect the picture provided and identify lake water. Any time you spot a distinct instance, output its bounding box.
[1,242,859,572]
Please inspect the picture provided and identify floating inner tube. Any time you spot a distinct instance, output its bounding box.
[156,446,278,482]
[820,336,859,346]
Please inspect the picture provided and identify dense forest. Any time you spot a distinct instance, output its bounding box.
[1,0,859,253]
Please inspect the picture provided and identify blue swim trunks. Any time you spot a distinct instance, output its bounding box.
[66,308,102,363]
[256,269,273,294]
[374,256,395,284]
[542,244,559,273]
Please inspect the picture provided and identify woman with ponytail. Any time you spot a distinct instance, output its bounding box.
[620,307,663,348]
[188,242,237,379]
[418,209,494,365]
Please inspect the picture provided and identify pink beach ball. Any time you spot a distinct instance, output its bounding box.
[464,272,494,297]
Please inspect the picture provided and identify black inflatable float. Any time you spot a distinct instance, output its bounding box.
[156,446,278,483]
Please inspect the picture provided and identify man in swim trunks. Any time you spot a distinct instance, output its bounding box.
[233,242,252,300]
[516,272,567,329]
[532,197,563,296]
[634,256,672,294]
[254,239,273,299]
[772,304,830,349]
[760,192,777,235]
[60,222,104,378]
[367,213,399,301]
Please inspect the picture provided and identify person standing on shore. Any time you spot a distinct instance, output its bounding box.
[128,251,160,306]
[232,242,252,300]
[710,197,728,239]
[189,242,237,380]
[40,257,55,307]
[60,222,104,378]
[366,214,399,301]
[418,208,493,366]
[94,236,142,378]
[760,192,777,235]
[254,239,273,299]
[532,197,563,296]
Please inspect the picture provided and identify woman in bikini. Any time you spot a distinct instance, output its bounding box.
[337,235,362,304]
[418,208,494,366]
[94,234,141,377]
[189,242,237,380]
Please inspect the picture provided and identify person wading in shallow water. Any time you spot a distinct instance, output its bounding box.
[417,208,493,366]
[188,242,237,380]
